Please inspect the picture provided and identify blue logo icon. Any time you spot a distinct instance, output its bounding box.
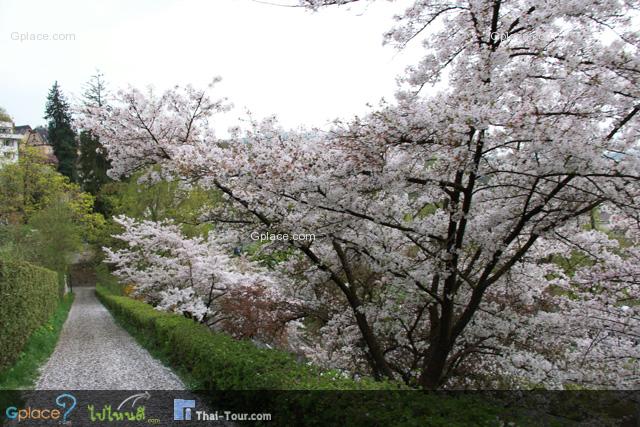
[56,393,77,423]
[173,399,196,421]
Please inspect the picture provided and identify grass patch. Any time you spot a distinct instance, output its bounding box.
[94,263,124,295]
[0,293,74,389]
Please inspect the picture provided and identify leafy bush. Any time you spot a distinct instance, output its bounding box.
[97,169,219,238]
[0,148,105,282]
[0,260,60,371]
[22,198,84,274]
[94,263,123,295]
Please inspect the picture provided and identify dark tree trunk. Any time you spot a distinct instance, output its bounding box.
[351,302,395,380]
[418,340,451,389]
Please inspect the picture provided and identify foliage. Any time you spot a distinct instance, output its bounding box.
[0,293,74,389]
[0,106,12,122]
[98,169,220,235]
[78,71,111,199]
[92,168,221,265]
[0,260,60,371]
[94,263,123,295]
[45,81,77,181]
[0,147,96,225]
[78,130,111,195]
[23,198,84,273]
[0,148,105,275]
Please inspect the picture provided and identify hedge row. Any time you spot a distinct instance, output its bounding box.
[0,260,60,371]
[96,285,506,426]
[96,285,398,391]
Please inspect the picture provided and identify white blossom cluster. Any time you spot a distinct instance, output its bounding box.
[104,216,301,344]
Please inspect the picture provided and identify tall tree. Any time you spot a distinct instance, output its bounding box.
[44,81,77,181]
[85,0,640,390]
[78,71,111,196]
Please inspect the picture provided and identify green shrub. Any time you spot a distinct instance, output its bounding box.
[0,260,60,371]
[94,263,123,295]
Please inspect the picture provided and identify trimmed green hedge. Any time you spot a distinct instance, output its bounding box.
[96,285,510,426]
[0,260,60,371]
[0,293,74,389]
[96,285,398,390]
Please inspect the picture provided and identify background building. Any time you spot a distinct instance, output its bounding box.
[15,125,58,165]
[0,123,59,168]
[0,121,22,166]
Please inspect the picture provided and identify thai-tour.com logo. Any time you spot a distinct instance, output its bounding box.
[173,398,272,422]
[173,399,196,420]
[5,393,77,423]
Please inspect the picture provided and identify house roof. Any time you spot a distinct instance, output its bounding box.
[14,125,32,134]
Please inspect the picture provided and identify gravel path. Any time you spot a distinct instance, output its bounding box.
[36,287,185,390]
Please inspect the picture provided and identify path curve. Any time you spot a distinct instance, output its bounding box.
[37,287,185,390]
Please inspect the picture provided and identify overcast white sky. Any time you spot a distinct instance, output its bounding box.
[0,0,421,131]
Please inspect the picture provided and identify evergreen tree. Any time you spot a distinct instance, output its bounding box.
[78,71,111,196]
[44,82,77,181]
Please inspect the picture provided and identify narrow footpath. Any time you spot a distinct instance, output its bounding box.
[36,286,185,390]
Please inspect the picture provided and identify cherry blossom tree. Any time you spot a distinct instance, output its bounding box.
[104,215,303,343]
[84,0,640,389]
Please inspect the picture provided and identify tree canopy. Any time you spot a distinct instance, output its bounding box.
[78,71,111,198]
[0,106,12,122]
[45,81,77,181]
[0,147,104,274]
